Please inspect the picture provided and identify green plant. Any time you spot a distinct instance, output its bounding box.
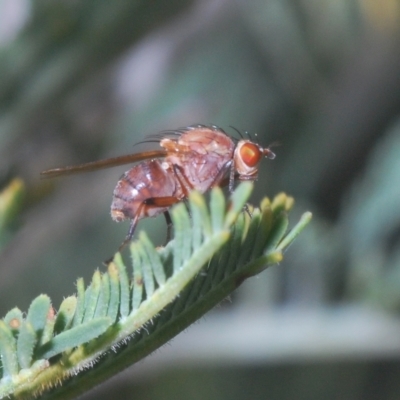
[0,182,311,399]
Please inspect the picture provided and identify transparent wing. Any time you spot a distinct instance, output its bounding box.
[40,150,168,178]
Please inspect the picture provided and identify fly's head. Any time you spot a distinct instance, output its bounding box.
[234,140,276,181]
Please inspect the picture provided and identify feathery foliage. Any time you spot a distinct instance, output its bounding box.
[0,183,311,399]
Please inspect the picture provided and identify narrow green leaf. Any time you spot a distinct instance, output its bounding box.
[171,203,192,273]
[171,204,185,274]
[26,295,51,334]
[138,240,155,298]
[102,274,111,314]
[0,178,25,230]
[237,208,262,265]
[0,320,18,377]
[3,308,23,336]
[37,318,112,360]
[196,264,216,298]
[212,236,232,283]
[212,195,249,281]
[224,182,253,228]
[178,202,193,266]
[40,307,56,346]
[94,274,108,319]
[114,253,130,318]
[83,286,92,318]
[72,278,86,327]
[107,262,120,322]
[140,232,166,286]
[210,186,225,232]
[244,251,284,276]
[83,271,102,323]
[207,212,250,290]
[189,191,212,237]
[277,211,313,251]
[130,242,144,312]
[17,321,36,369]
[264,213,289,253]
[271,192,290,214]
[224,212,247,276]
[181,267,208,310]
[189,191,203,251]
[158,243,174,280]
[54,297,77,334]
[270,193,294,218]
[250,206,273,260]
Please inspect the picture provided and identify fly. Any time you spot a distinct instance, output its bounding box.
[41,124,276,253]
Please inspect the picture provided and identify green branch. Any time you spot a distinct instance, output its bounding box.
[0,183,311,400]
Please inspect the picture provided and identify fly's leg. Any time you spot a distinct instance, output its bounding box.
[105,196,181,264]
[163,210,172,245]
[119,215,140,252]
[171,164,193,198]
[228,160,235,193]
[183,198,191,217]
[104,210,141,264]
[213,161,252,218]
[142,196,181,245]
[170,165,194,219]
[226,161,252,217]
[243,204,252,218]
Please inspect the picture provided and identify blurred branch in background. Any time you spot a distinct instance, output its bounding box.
[1,0,400,399]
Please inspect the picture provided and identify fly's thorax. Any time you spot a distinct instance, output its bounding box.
[160,127,236,160]
[160,127,236,192]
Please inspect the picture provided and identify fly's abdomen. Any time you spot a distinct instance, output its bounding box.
[111,160,179,222]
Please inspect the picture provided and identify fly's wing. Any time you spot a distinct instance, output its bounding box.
[40,150,168,178]
[40,125,216,179]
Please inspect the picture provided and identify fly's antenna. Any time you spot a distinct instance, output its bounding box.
[268,140,281,149]
[263,147,276,160]
[263,141,281,160]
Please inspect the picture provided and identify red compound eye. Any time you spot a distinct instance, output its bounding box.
[239,142,261,167]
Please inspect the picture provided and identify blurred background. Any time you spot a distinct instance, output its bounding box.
[1,0,400,399]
